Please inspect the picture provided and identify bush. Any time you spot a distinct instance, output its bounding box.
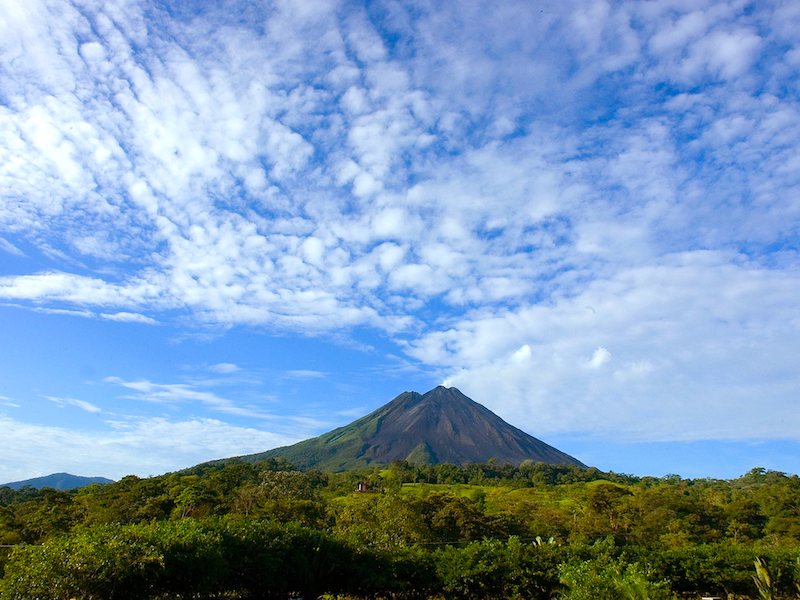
[434,537,562,599]
[0,526,163,600]
[558,558,675,600]
[0,519,416,600]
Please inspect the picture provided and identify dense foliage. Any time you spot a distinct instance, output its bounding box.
[1,461,798,598]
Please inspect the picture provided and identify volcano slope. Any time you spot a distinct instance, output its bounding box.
[226,386,585,471]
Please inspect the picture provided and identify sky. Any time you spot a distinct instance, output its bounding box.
[1,0,799,483]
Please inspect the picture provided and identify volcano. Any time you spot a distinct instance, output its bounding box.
[230,386,584,470]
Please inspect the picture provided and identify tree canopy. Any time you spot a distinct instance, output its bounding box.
[1,461,798,599]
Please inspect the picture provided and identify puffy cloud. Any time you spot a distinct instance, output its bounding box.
[588,347,612,369]
[410,254,800,442]
[511,344,532,363]
[2,0,796,336]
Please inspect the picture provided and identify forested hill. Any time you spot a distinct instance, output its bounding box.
[0,472,113,491]
[216,386,585,470]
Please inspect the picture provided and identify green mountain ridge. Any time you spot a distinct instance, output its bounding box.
[0,472,114,491]
[217,386,585,470]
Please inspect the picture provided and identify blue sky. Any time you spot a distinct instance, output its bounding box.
[1,0,799,482]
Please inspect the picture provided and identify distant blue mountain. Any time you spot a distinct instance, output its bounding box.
[1,472,114,491]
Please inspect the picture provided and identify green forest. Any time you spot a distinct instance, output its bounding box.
[1,460,799,599]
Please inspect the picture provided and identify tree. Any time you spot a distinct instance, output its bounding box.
[12,489,77,543]
[417,492,497,542]
[332,492,426,549]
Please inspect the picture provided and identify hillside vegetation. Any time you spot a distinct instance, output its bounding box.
[1,461,799,599]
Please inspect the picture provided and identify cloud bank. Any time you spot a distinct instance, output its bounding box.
[1,0,798,446]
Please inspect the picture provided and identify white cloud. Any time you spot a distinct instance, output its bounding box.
[648,11,708,55]
[371,207,411,240]
[588,347,612,369]
[209,362,240,374]
[410,254,800,442]
[511,344,532,363]
[0,272,153,306]
[284,370,327,380]
[2,0,793,339]
[389,263,439,293]
[700,28,762,80]
[104,377,271,420]
[0,237,25,256]
[100,311,157,324]
[46,395,102,414]
[0,395,20,409]
[0,413,298,482]
[32,306,96,319]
